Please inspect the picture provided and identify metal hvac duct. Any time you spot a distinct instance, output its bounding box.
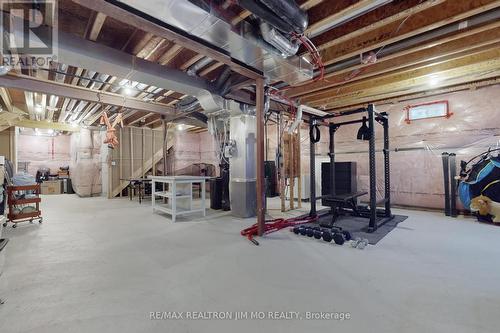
[259,21,299,58]
[116,0,313,85]
[238,0,308,34]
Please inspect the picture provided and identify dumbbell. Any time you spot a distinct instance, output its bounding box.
[306,226,319,237]
[331,226,352,241]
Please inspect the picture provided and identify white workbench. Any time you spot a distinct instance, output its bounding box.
[149,176,210,222]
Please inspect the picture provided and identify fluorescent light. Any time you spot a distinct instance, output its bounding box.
[0,65,10,76]
[123,87,133,95]
[308,0,393,38]
[47,129,54,135]
[429,75,441,87]
[177,123,186,131]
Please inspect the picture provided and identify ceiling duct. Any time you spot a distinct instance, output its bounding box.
[259,21,299,58]
[237,0,308,35]
[116,0,313,85]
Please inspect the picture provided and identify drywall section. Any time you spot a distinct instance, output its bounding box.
[70,128,104,197]
[17,130,71,176]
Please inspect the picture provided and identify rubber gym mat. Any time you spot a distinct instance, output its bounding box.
[314,210,408,245]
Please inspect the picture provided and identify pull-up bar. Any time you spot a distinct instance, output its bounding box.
[308,104,394,233]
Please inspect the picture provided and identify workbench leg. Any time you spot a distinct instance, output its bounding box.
[202,181,206,217]
[172,182,176,223]
[151,180,155,212]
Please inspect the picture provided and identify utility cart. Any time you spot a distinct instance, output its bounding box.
[4,184,43,228]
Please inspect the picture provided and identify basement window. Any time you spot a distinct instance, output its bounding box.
[405,101,452,124]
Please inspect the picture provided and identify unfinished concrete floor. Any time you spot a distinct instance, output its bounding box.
[1,194,500,333]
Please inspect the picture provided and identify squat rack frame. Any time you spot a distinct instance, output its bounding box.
[308,104,394,233]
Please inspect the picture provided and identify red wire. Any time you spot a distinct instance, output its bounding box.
[241,215,318,245]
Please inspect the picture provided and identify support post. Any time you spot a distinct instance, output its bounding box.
[329,124,337,198]
[383,115,392,217]
[162,116,168,176]
[309,119,317,217]
[367,104,377,232]
[256,79,266,236]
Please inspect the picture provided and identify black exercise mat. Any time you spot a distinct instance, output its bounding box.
[313,210,408,245]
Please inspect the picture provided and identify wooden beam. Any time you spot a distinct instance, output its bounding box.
[311,0,446,52]
[256,78,265,236]
[75,0,263,79]
[307,0,378,37]
[179,54,205,71]
[0,87,13,112]
[312,49,500,109]
[319,0,500,65]
[13,119,80,132]
[286,20,500,97]
[231,10,252,26]
[0,73,175,115]
[298,33,500,101]
[199,62,224,77]
[329,77,500,112]
[300,0,325,11]
[158,44,183,65]
[305,47,500,105]
[88,12,107,41]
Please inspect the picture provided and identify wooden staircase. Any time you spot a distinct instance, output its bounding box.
[110,131,174,198]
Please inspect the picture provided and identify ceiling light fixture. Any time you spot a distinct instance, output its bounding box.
[307,0,393,38]
[0,65,11,76]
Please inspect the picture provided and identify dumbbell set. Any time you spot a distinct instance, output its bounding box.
[292,225,353,245]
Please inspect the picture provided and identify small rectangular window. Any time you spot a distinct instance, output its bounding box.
[405,101,451,124]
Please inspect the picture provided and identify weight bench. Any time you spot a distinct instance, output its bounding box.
[322,191,368,226]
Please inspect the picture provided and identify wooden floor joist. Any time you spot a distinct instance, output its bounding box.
[318,0,500,65]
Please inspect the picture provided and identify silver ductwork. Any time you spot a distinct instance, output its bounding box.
[187,57,213,76]
[116,0,313,85]
[259,21,299,58]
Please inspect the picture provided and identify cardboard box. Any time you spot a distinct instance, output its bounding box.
[41,180,62,195]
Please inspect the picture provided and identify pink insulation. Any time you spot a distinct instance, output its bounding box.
[169,131,219,175]
[18,132,71,176]
[69,129,104,197]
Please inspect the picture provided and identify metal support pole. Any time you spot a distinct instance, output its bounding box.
[329,124,337,198]
[256,78,266,236]
[309,120,317,216]
[161,115,168,176]
[383,116,392,217]
[367,104,377,232]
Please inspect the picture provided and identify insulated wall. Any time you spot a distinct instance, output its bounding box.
[17,131,71,176]
[266,84,500,210]
[167,130,218,176]
[70,128,104,197]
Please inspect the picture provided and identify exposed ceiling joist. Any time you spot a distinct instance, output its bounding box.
[87,12,107,41]
[13,119,80,132]
[330,77,500,112]
[0,74,175,116]
[287,20,500,97]
[319,0,500,65]
[312,0,446,52]
[73,0,263,80]
[311,48,500,109]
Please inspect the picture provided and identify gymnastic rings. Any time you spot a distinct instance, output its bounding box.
[310,123,321,143]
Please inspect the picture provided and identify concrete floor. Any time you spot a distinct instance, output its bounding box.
[1,194,500,333]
